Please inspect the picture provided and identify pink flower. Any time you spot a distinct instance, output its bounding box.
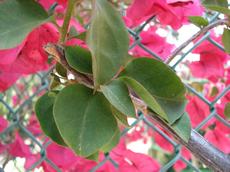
[97,139,161,172]
[8,133,31,158]
[25,142,79,171]
[148,128,174,152]
[130,27,174,60]
[126,0,155,27]
[46,143,78,169]
[0,23,58,92]
[57,0,68,8]
[186,95,210,128]
[27,115,42,136]
[205,127,230,154]
[126,0,203,29]
[69,157,97,172]
[190,36,228,82]
[38,0,67,10]
[167,0,193,3]
[126,125,146,143]
[173,147,191,171]
[0,116,8,133]
[0,44,24,65]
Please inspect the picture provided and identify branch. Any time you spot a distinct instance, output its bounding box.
[44,43,230,171]
[148,111,230,172]
[59,0,78,43]
[166,19,228,64]
[44,43,94,89]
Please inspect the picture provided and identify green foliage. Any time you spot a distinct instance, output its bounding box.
[0,0,49,49]
[101,80,136,117]
[120,58,187,124]
[121,77,169,120]
[68,28,87,41]
[100,128,120,152]
[222,28,230,54]
[111,105,130,127]
[33,0,191,157]
[202,0,228,7]
[35,92,66,146]
[55,63,67,77]
[86,0,130,88]
[202,0,230,15]
[171,113,191,142]
[65,46,92,74]
[86,152,99,161]
[206,6,230,15]
[224,102,230,119]
[189,16,209,28]
[53,84,118,156]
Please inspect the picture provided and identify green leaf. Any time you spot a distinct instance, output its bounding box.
[86,152,99,161]
[86,0,130,88]
[100,127,120,152]
[65,46,92,74]
[189,16,209,27]
[49,77,60,90]
[171,113,191,142]
[111,105,130,127]
[68,26,79,38]
[53,84,118,156]
[202,0,228,7]
[224,102,230,120]
[182,167,212,172]
[68,27,87,41]
[121,77,168,121]
[205,5,230,15]
[222,28,230,53]
[209,86,219,97]
[120,58,187,124]
[0,0,49,49]
[75,32,87,41]
[101,80,135,117]
[55,63,67,77]
[202,0,230,15]
[35,92,66,146]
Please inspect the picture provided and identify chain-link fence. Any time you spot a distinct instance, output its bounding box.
[0,9,230,172]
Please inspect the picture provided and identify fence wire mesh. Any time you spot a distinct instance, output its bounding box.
[0,9,230,172]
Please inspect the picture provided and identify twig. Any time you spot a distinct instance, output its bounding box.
[59,0,77,43]
[44,43,94,89]
[166,19,228,64]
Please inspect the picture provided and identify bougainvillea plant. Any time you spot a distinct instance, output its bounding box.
[0,0,230,171]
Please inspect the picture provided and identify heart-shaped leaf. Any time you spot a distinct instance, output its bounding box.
[101,80,135,117]
[65,46,92,74]
[120,58,187,124]
[100,127,120,152]
[53,84,118,156]
[0,0,49,49]
[35,92,66,146]
[87,0,130,88]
